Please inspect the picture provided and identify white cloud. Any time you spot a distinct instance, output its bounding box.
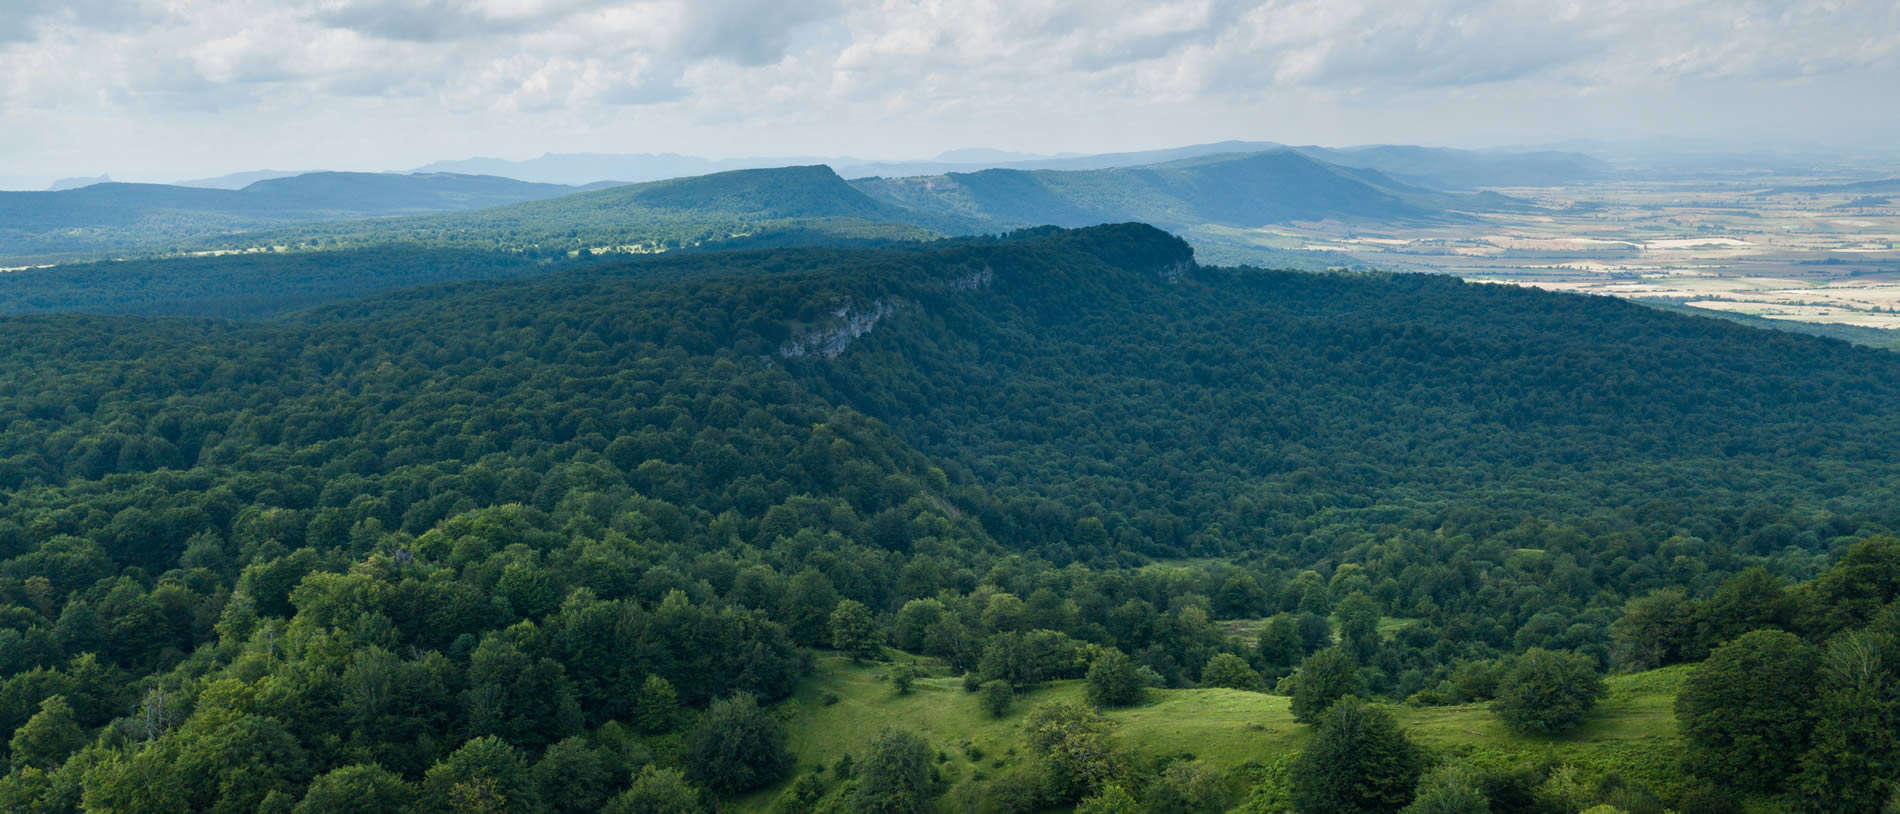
[1,0,1896,182]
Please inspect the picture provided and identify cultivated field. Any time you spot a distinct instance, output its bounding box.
[1239,171,1900,334]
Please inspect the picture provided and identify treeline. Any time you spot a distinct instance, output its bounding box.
[0,224,1895,810]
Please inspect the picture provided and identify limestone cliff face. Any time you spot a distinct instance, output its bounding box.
[948,266,994,292]
[779,298,904,359]
[779,224,1195,359]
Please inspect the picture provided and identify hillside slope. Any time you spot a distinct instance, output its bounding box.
[0,225,1895,811]
[743,657,1688,813]
[852,150,1525,236]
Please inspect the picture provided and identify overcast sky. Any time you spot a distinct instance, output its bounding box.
[4,0,1897,187]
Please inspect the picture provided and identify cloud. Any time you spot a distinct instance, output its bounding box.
[313,0,598,43]
[1,0,1897,183]
[10,0,1897,116]
[0,0,161,42]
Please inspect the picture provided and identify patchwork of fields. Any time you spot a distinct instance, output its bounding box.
[1238,174,1900,333]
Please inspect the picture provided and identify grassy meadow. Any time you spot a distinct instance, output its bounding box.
[735,656,1697,813]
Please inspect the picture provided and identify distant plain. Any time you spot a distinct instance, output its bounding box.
[1232,173,1900,332]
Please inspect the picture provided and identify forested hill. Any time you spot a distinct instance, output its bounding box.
[849,150,1526,234]
[187,164,935,258]
[2,224,1899,811]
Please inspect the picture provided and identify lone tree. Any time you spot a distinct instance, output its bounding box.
[684,692,792,797]
[1085,648,1146,708]
[1493,648,1606,735]
[1290,648,1363,724]
[853,729,934,814]
[831,599,884,661]
[1291,697,1423,814]
[1676,629,1820,793]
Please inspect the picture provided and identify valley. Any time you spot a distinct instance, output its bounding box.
[1228,174,1900,335]
[9,3,1900,812]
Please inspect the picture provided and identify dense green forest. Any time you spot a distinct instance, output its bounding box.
[0,248,575,320]
[0,224,1895,812]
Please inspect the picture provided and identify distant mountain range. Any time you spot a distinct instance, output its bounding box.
[45,174,113,191]
[1,143,1583,267]
[407,141,1609,189]
[176,169,308,189]
[0,172,618,264]
[190,151,1533,267]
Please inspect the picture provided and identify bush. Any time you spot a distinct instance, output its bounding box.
[891,662,920,695]
[773,772,825,814]
[980,680,1013,718]
[1144,760,1227,814]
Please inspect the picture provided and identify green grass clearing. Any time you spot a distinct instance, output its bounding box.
[734,655,1693,812]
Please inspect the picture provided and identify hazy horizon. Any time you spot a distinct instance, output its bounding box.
[5,0,1898,188]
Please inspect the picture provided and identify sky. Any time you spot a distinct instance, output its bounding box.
[3,0,1898,187]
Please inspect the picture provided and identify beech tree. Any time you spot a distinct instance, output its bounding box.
[8,695,84,770]
[981,679,1014,717]
[1676,629,1820,792]
[606,765,703,814]
[684,693,791,796]
[1493,648,1605,735]
[1291,697,1422,814]
[830,599,884,661]
[1793,631,1900,813]
[1201,652,1265,691]
[1085,649,1145,708]
[294,764,416,814]
[1290,648,1362,724]
[853,729,933,814]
